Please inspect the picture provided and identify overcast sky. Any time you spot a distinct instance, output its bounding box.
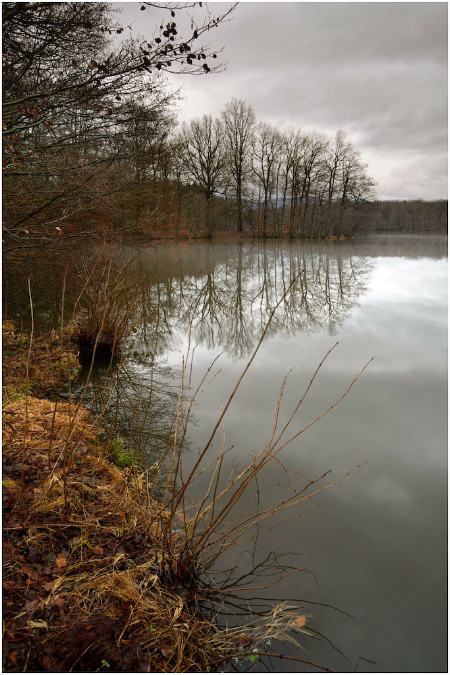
[118,2,448,201]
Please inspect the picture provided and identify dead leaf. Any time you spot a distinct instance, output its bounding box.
[7,651,18,665]
[55,554,67,568]
[296,615,307,627]
[43,580,56,592]
[232,634,250,647]
[22,564,38,580]
[161,647,174,659]
[92,545,104,555]
[53,596,66,608]
[24,599,39,612]
[38,654,57,670]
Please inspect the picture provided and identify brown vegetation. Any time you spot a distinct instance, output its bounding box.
[357,199,448,234]
[3,396,226,672]
[4,2,445,258]
[2,321,332,672]
[2,255,375,673]
[72,255,140,365]
[3,323,79,398]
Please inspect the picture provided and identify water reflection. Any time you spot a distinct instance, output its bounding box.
[116,236,446,673]
[122,240,373,361]
[3,235,447,672]
[76,356,183,471]
[77,240,374,473]
[4,235,446,339]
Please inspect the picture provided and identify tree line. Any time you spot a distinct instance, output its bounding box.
[356,200,448,234]
[3,2,445,253]
[2,1,236,252]
[173,105,378,237]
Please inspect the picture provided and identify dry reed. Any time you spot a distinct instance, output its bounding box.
[3,264,372,672]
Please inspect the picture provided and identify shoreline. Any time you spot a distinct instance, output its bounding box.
[3,324,313,673]
[2,326,237,672]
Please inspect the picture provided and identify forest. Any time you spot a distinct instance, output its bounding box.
[357,199,447,234]
[5,1,443,255]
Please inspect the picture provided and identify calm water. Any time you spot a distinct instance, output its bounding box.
[7,235,447,672]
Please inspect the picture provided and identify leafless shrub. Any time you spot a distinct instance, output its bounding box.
[3,268,371,671]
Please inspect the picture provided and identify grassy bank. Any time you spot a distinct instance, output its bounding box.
[3,324,319,673]
[2,325,232,671]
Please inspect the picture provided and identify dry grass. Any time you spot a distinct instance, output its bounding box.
[3,325,320,672]
[71,253,140,364]
[2,393,223,671]
[3,392,316,672]
[2,324,79,401]
[3,263,371,672]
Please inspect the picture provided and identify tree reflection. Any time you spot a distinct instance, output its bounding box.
[4,234,446,335]
[128,240,373,361]
[75,239,372,465]
[72,348,188,486]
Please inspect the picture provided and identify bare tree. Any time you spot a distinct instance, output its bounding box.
[221,98,256,233]
[279,128,304,237]
[251,122,283,236]
[294,131,328,236]
[2,1,237,251]
[178,115,225,237]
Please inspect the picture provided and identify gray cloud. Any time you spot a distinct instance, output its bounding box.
[120,2,448,200]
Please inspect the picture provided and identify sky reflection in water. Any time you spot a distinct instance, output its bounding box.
[19,236,444,672]
[152,238,447,673]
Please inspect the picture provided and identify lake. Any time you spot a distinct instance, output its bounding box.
[6,234,448,672]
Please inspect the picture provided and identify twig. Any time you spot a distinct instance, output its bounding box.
[170,271,304,517]
[250,651,334,671]
[19,278,34,509]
